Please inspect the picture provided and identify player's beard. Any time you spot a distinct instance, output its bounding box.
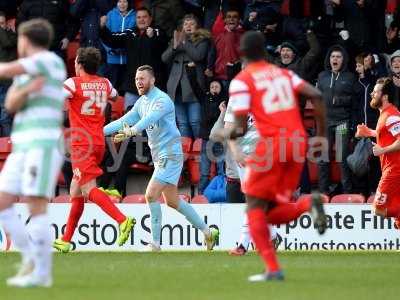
[370,95,382,109]
[137,84,150,95]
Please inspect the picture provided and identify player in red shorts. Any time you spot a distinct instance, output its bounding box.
[53,47,134,252]
[215,31,328,281]
[356,77,400,229]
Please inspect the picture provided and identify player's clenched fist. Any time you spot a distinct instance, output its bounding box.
[113,122,136,143]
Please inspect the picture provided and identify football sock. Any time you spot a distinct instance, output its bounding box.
[0,207,32,264]
[148,201,162,246]
[238,214,251,249]
[88,187,125,224]
[62,196,84,242]
[266,198,311,225]
[386,204,400,219]
[27,213,52,279]
[248,208,280,273]
[177,199,208,232]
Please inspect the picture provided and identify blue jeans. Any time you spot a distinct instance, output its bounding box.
[174,100,201,138]
[199,139,225,194]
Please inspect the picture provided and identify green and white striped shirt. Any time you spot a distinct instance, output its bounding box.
[11,51,67,151]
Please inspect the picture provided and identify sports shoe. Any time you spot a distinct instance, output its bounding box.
[6,274,52,288]
[117,217,135,246]
[106,189,122,199]
[311,193,327,235]
[53,238,72,253]
[205,227,219,251]
[7,259,34,284]
[147,242,161,252]
[248,270,285,282]
[229,244,247,256]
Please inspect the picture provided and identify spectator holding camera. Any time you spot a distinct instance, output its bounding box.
[162,14,210,138]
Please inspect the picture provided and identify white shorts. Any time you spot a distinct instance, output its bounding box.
[0,147,64,199]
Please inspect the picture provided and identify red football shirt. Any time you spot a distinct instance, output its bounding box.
[63,75,117,146]
[376,104,400,176]
[229,60,306,138]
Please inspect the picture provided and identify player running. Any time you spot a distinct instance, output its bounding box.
[53,47,134,253]
[0,19,66,287]
[215,31,328,281]
[104,65,219,251]
[356,77,400,228]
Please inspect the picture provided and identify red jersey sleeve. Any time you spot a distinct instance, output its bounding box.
[385,115,400,138]
[105,78,118,99]
[229,77,251,116]
[63,77,76,99]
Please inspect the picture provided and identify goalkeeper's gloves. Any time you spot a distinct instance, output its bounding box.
[113,122,137,143]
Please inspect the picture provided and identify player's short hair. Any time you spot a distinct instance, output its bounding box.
[136,6,152,16]
[18,18,54,49]
[240,31,266,61]
[76,47,101,75]
[137,65,154,77]
[376,77,393,98]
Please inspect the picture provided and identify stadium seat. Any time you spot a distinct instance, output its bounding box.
[0,137,12,160]
[330,194,365,204]
[181,137,193,160]
[298,194,330,203]
[110,96,125,120]
[307,161,319,184]
[367,195,375,203]
[191,138,202,156]
[53,194,70,203]
[191,195,208,204]
[330,161,341,183]
[122,194,146,203]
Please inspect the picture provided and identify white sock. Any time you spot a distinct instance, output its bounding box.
[238,215,251,250]
[0,207,32,264]
[269,225,277,240]
[27,214,52,279]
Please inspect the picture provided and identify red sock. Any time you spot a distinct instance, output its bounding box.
[63,196,84,242]
[247,208,280,273]
[88,187,126,224]
[266,198,311,225]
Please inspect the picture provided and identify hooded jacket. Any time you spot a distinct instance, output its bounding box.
[317,45,359,128]
[104,7,135,65]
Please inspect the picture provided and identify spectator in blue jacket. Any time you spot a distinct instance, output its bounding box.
[104,0,135,91]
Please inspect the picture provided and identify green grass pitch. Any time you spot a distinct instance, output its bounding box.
[0,251,398,300]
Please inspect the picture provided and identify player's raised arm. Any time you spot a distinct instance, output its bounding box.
[0,61,26,78]
[5,76,45,113]
[103,105,140,136]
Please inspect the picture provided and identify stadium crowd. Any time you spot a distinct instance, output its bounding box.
[1,0,400,202]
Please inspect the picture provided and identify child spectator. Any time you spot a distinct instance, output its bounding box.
[186,62,225,194]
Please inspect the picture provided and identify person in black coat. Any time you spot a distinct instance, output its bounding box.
[316,44,359,195]
[17,0,80,58]
[186,63,225,194]
[100,6,167,109]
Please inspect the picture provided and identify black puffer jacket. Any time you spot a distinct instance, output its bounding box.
[317,45,359,128]
[17,0,79,51]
